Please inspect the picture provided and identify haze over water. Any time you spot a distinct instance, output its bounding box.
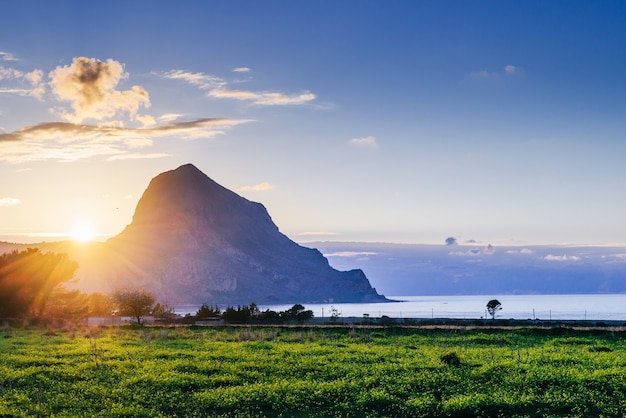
[259,295,626,322]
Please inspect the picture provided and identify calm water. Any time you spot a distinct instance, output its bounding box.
[253,294,626,321]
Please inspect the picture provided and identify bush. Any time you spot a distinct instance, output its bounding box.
[440,352,461,366]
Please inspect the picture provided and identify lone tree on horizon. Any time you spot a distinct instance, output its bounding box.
[486,299,502,320]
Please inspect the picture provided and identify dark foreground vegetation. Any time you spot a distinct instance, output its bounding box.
[1,324,626,417]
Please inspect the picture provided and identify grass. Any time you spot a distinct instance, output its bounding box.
[1,324,625,417]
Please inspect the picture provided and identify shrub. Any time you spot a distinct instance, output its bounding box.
[440,351,461,366]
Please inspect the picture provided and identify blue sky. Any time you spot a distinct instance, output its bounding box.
[1,1,625,245]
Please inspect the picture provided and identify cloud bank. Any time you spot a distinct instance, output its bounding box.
[0,119,248,162]
[544,254,581,262]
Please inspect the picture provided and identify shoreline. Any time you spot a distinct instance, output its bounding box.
[302,316,626,330]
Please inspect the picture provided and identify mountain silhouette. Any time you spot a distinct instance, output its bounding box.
[104,164,387,305]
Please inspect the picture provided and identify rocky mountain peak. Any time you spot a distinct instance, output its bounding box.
[106,164,387,305]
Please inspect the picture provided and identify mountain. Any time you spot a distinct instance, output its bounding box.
[101,164,387,305]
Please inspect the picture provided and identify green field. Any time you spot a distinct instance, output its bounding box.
[1,325,625,417]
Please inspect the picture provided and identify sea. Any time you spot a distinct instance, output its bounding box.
[214,294,626,322]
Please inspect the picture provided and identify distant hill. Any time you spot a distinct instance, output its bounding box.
[2,164,387,305]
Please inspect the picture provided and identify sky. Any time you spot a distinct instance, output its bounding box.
[1,0,626,246]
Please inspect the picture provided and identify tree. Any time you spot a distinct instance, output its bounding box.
[223,305,252,323]
[195,303,221,319]
[87,292,116,317]
[42,286,89,323]
[486,299,502,320]
[0,248,78,318]
[258,309,280,323]
[281,304,314,323]
[112,287,155,324]
[329,306,340,324]
[152,302,177,323]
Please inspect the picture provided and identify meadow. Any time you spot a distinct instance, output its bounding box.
[1,324,625,417]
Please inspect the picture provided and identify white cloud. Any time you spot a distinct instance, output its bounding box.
[0,88,31,95]
[544,254,581,261]
[471,64,522,79]
[450,245,495,257]
[209,89,316,105]
[233,67,251,73]
[349,136,378,148]
[158,113,185,123]
[0,66,45,99]
[504,64,520,75]
[506,248,534,254]
[49,57,151,123]
[0,118,249,163]
[470,70,497,79]
[24,69,45,99]
[239,182,275,192]
[0,66,23,79]
[0,52,17,61]
[324,251,377,257]
[161,69,226,90]
[135,114,156,127]
[0,57,255,162]
[164,68,316,106]
[296,231,338,237]
[0,197,20,206]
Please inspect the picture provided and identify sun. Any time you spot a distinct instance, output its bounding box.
[70,220,96,242]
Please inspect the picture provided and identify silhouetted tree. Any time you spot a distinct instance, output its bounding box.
[281,304,314,323]
[223,305,252,323]
[0,248,78,318]
[196,303,221,319]
[113,287,155,324]
[258,309,281,323]
[221,303,314,324]
[487,299,502,320]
